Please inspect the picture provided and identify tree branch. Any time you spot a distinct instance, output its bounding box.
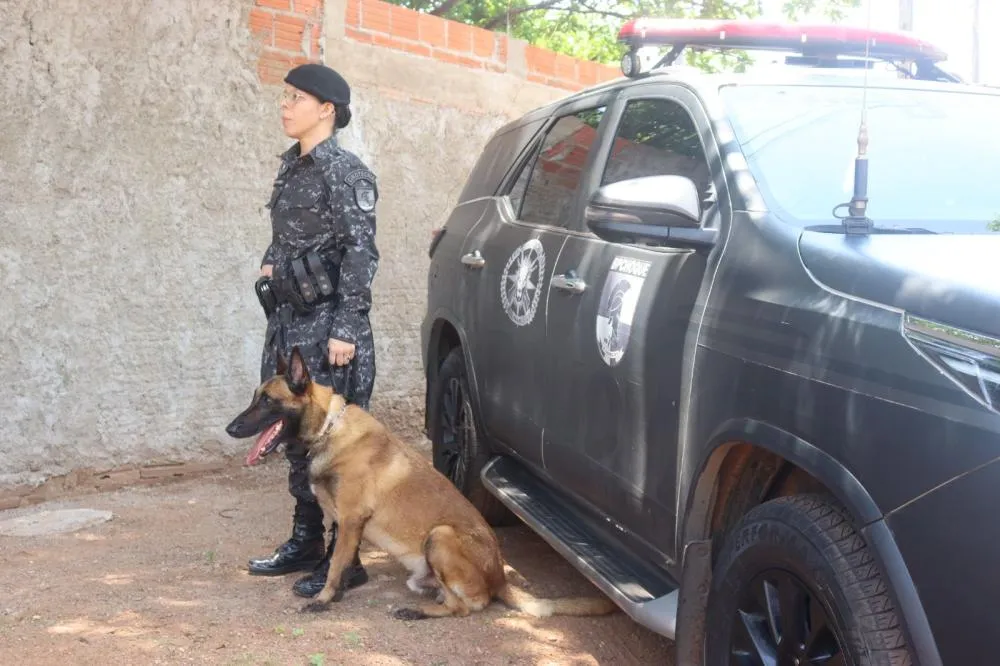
[482,0,567,30]
[429,0,463,16]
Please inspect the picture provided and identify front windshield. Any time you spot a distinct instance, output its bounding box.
[720,82,1000,234]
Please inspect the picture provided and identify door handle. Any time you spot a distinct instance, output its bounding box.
[461,251,485,268]
[551,273,586,294]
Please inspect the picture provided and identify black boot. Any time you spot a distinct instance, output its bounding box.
[292,524,368,597]
[248,502,326,576]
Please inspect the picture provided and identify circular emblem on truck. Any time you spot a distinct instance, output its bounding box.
[596,256,650,366]
[500,238,546,327]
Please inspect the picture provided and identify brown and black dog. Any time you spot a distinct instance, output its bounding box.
[225,346,619,621]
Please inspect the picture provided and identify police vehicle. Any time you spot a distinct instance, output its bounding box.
[422,17,1000,665]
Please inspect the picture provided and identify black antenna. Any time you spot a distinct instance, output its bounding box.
[835,0,875,235]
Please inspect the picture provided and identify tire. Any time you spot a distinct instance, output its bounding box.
[705,494,914,666]
[428,347,514,526]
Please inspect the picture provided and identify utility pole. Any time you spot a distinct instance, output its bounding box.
[971,0,981,83]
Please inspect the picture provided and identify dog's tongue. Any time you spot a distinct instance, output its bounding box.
[245,420,282,466]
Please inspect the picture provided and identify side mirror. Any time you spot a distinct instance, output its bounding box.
[585,175,712,248]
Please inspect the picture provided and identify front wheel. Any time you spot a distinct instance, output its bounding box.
[428,347,514,526]
[705,494,914,666]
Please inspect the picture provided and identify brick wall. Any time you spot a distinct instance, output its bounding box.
[339,0,621,90]
[250,0,326,83]
[249,0,620,92]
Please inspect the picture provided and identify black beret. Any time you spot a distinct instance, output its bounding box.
[284,63,351,106]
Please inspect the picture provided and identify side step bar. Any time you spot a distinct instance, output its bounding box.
[481,456,680,640]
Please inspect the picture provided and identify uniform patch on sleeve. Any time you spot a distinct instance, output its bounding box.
[345,169,378,212]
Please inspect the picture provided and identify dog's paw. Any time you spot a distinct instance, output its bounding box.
[391,607,428,621]
[300,601,330,614]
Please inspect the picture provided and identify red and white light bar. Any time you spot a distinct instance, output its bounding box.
[618,18,948,63]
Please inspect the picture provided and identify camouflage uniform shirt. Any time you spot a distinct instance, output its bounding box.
[260,134,379,404]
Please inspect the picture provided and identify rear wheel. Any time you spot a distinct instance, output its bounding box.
[705,494,914,666]
[429,347,514,526]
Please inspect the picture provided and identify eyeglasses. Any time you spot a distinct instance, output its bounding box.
[279,91,312,106]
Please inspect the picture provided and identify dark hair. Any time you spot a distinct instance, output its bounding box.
[334,104,351,129]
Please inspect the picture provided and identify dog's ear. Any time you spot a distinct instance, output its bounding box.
[276,352,288,376]
[288,346,310,395]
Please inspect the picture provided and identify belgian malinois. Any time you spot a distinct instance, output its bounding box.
[225,346,619,621]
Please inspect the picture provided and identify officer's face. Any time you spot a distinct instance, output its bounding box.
[279,85,333,139]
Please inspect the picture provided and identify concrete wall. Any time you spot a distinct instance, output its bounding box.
[0,0,620,498]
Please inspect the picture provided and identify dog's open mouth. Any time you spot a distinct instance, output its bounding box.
[245,419,285,466]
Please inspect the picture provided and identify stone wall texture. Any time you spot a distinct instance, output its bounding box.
[0,0,622,495]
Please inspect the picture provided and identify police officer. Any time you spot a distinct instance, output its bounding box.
[248,63,379,599]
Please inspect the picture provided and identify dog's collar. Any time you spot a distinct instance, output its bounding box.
[313,394,348,442]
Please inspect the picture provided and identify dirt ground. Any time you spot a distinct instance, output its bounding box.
[0,443,676,666]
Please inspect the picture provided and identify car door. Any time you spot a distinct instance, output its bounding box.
[460,97,614,470]
[542,84,724,559]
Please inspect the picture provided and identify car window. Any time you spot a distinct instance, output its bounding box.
[509,107,606,228]
[601,97,713,206]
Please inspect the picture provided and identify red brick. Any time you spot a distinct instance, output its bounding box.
[401,40,432,58]
[345,0,361,27]
[259,50,296,84]
[418,13,446,49]
[274,14,307,52]
[249,8,274,46]
[257,0,291,10]
[596,65,620,82]
[370,33,430,57]
[361,0,391,34]
[577,60,598,86]
[390,5,419,42]
[554,53,577,81]
[434,50,484,70]
[346,26,373,44]
[292,0,323,18]
[446,22,473,53]
[526,45,556,77]
[472,27,495,58]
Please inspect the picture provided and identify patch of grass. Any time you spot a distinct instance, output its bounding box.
[292,627,305,638]
[307,654,325,666]
[343,631,362,648]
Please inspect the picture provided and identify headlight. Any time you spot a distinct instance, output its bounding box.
[903,314,1000,413]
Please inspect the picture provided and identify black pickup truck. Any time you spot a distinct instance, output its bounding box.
[421,18,1000,666]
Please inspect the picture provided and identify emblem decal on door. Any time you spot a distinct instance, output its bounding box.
[500,238,546,326]
[596,256,650,366]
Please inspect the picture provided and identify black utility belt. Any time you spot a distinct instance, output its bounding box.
[256,250,341,318]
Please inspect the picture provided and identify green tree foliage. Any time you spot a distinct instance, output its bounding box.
[387,0,862,67]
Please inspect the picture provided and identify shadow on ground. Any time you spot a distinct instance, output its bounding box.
[0,457,675,665]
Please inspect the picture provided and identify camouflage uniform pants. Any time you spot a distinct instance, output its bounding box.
[260,303,376,521]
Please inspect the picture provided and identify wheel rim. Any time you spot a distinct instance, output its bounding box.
[729,569,846,666]
[435,375,473,491]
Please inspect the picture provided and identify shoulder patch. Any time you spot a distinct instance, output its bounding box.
[345,169,377,212]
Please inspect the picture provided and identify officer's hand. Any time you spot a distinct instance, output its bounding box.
[260,264,273,278]
[328,338,355,367]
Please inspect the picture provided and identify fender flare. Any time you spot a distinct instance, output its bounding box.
[683,418,882,546]
[423,308,488,438]
[676,418,941,666]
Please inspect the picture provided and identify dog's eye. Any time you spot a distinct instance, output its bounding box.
[259,394,271,405]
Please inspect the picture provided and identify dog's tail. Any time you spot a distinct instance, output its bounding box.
[495,582,618,617]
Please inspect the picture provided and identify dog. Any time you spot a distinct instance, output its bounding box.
[225,346,619,621]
